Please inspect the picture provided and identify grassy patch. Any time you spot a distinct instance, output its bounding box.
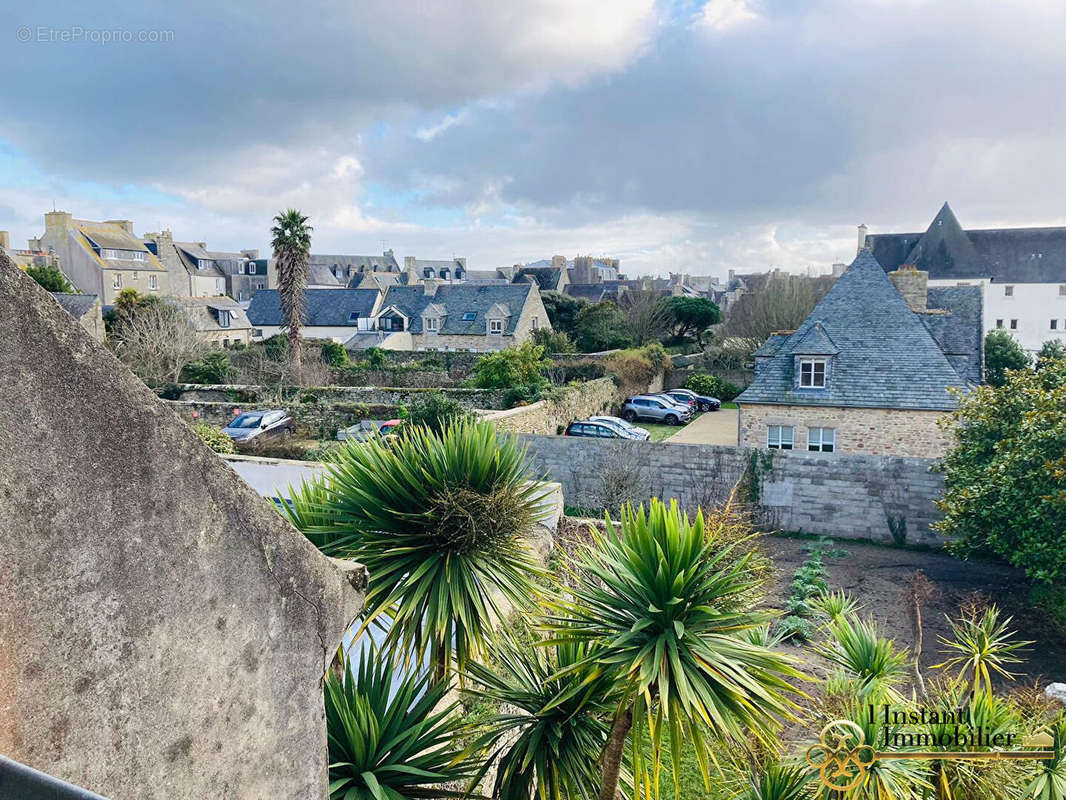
[640,423,681,442]
[722,401,738,409]
[1031,583,1066,633]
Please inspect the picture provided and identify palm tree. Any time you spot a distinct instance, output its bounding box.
[283,420,548,684]
[546,499,804,800]
[270,209,312,366]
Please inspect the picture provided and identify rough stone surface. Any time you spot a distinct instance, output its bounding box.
[519,434,945,546]
[481,377,623,435]
[1047,683,1066,706]
[0,255,367,799]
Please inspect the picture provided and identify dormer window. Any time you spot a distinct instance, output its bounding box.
[425,317,439,332]
[799,359,826,388]
[198,259,211,270]
[488,319,503,335]
[218,310,231,328]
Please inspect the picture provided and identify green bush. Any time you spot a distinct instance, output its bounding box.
[683,371,743,401]
[193,422,235,454]
[27,265,75,293]
[405,391,471,434]
[364,346,387,368]
[776,615,814,642]
[181,350,232,384]
[468,340,550,390]
[531,327,576,354]
[261,334,290,359]
[984,329,1031,387]
[319,340,349,367]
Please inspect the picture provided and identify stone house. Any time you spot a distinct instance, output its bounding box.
[307,250,401,289]
[34,212,167,305]
[866,202,1066,353]
[736,249,982,458]
[247,288,381,341]
[143,231,269,301]
[348,281,550,352]
[179,296,253,347]
[50,292,105,342]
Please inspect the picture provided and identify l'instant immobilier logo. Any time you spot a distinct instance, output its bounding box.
[806,702,1056,792]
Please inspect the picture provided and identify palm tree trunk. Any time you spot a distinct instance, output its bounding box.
[598,704,633,800]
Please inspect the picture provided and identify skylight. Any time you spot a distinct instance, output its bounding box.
[462,312,476,321]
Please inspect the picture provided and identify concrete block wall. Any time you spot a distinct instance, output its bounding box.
[517,434,945,547]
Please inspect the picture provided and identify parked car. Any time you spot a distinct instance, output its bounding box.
[621,395,693,426]
[222,410,295,442]
[588,415,651,441]
[565,420,631,439]
[663,388,720,412]
[338,419,402,442]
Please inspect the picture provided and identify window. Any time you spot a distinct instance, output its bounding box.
[1004,285,1014,296]
[198,259,212,270]
[423,268,433,278]
[1010,319,1018,330]
[149,275,158,290]
[256,282,265,290]
[132,272,138,280]
[222,338,230,348]
[996,319,1004,328]
[767,425,794,450]
[248,263,257,274]
[348,312,360,323]
[253,328,263,337]
[1052,320,1059,330]
[131,251,146,261]
[799,359,826,388]
[489,319,503,334]
[112,274,121,289]
[462,312,476,321]
[531,316,539,329]
[238,261,246,274]
[808,427,835,452]
[218,310,231,328]
[425,317,439,332]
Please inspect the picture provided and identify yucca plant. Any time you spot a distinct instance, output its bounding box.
[815,617,908,700]
[546,498,804,800]
[465,633,619,800]
[739,762,814,800]
[933,605,1031,697]
[810,589,861,624]
[283,420,549,682]
[1028,716,1066,800]
[324,649,486,799]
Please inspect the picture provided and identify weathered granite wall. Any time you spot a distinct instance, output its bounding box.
[518,434,944,546]
[0,255,367,799]
[161,383,509,409]
[482,377,623,435]
[166,398,401,436]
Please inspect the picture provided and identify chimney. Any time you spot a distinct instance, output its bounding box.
[241,248,259,259]
[857,223,868,254]
[0,231,9,251]
[105,219,135,235]
[832,262,846,277]
[45,210,73,233]
[423,278,439,296]
[551,255,567,269]
[888,265,928,313]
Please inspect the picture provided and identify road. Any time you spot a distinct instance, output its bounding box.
[665,407,739,446]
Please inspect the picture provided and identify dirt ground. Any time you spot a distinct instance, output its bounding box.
[761,535,1066,686]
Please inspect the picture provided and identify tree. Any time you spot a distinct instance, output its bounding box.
[541,290,586,338]
[110,302,209,386]
[1036,339,1066,370]
[468,340,551,390]
[666,295,719,345]
[546,499,801,800]
[573,302,633,352]
[935,355,1066,583]
[722,274,834,343]
[531,327,576,354]
[270,209,312,366]
[620,289,672,346]
[404,390,471,434]
[983,329,1031,386]
[26,265,74,293]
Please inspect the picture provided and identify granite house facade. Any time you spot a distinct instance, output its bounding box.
[736,249,982,458]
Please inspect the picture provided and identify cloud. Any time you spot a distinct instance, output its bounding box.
[697,0,761,32]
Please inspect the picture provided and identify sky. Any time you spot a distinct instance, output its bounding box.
[3,0,1066,278]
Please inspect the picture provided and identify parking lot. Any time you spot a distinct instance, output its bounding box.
[664,407,739,446]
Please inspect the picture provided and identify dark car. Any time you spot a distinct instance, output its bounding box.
[663,388,720,412]
[565,420,631,439]
[620,395,693,426]
[222,410,295,442]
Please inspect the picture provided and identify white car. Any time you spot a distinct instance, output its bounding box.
[589,415,651,441]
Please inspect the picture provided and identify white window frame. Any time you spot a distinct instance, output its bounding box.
[149,275,158,290]
[799,358,827,388]
[425,317,439,332]
[531,316,538,330]
[807,427,835,452]
[218,310,230,329]
[767,425,794,450]
[112,274,121,289]
[488,318,503,335]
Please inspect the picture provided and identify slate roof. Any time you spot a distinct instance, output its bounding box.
[179,297,252,332]
[736,250,967,411]
[309,253,400,286]
[868,202,1066,283]
[564,284,609,303]
[789,323,839,355]
[378,283,534,335]
[50,292,98,319]
[174,241,226,278]
[923,285,984,384]
[513,267,565,291]
[753,333,789,358]
[247,289,379,327]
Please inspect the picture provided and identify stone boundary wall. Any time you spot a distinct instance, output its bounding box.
[166,399,399,436]
[482,377,623,436]
[516,434,945,546]
[160,383,509,409]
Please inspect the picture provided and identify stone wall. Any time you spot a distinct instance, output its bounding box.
[739,403,953,458]
[517,434,945,546]
[332,368,464,388]
[166,399,400,436]
[161,383,509,409]
[483,377,622,435]
[0,254,366,798]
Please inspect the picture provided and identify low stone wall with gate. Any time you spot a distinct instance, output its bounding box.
[516,434,945,546]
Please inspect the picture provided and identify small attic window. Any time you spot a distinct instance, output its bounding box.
[462,312,476,321]
[348,312,359,322]
[799,359,826,388]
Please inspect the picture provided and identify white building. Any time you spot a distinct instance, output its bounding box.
[865,203,1066,354]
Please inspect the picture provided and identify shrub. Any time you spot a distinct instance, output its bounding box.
[573,301,633,352]
[604,343,669,393]
[181,349,232,384]
[468,340,551,390]
[319,340,349,367]
[27,265,75,293]
[193,422,235,454]
[404,391,471,434]
[531,327,576,354]
[683,371,743,401]
[776,615,814,643]
[261,334,290,359]
[984,329,1031,387]
[363,346,387,368]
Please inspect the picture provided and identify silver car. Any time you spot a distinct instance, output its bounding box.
[589,415,651,441]
[621,395,693,426]
[222,410,295,442]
